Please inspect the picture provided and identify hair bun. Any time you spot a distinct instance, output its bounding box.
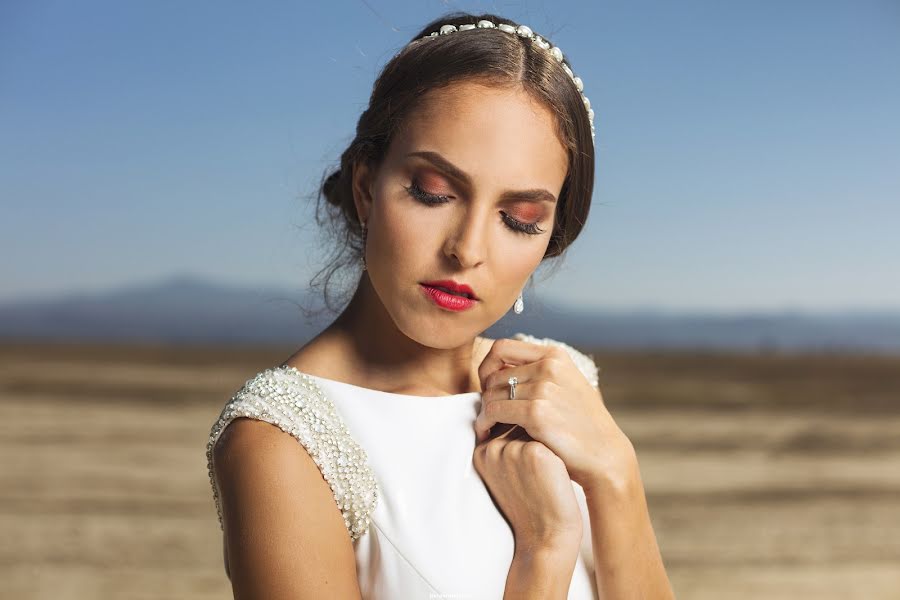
[322,169,342,205]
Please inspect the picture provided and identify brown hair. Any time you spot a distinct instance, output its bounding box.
[300,11,595,318]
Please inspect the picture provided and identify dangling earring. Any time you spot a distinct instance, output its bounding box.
[513,292,524,314]
[360,220,368,271]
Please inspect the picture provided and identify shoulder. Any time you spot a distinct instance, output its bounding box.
[209,412,365,597]
[206,368,379,541]
[211,416,330,536]
[511,332,600,389]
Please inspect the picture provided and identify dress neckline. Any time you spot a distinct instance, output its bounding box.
[275,364,484,400]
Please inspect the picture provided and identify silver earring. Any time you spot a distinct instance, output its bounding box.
[360,220,367,271]
[513,292,524,314]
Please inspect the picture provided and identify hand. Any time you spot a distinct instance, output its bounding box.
[473,423,583,552]
[474,337,638,494]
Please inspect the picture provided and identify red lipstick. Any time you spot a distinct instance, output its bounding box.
[419,279,479,312]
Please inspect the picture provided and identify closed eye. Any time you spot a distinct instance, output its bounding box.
[403,180,546,236]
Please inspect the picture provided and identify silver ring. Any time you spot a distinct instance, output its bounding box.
[508,376,517,399]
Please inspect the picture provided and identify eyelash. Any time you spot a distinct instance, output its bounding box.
[403,180,546,236]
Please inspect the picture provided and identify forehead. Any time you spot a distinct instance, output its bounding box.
[389,80,569,193]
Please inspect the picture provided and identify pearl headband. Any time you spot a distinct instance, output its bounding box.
[408,20,595,144]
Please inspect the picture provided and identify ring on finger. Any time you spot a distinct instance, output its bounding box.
[508,376,518,399]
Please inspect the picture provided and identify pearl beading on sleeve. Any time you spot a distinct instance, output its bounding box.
[206,366,379,542]
[512,332,601,390]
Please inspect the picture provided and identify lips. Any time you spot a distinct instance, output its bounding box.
[420,279,478,300]
[419,284,478,311]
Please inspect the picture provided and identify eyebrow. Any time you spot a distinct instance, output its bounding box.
[406,150,558,204]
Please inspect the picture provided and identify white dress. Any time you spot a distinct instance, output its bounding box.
[207,332,602,599]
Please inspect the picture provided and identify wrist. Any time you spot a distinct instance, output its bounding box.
[507,539,580,600]
[581,451,644,503]
[514,531,582,563]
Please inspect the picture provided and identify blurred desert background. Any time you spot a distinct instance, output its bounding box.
[3,336,898,599]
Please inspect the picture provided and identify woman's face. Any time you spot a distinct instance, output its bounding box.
[352,80,569,349]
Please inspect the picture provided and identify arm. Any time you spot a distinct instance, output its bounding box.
[583,450,675,600]
[504,537,581,600]
[213,417,363,600]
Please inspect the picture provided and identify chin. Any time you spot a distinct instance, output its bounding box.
[399,316,478,350]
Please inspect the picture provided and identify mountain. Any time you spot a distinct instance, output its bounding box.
[1,274,899,353]
[0,275,318,345]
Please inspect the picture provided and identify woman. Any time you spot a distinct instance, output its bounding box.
[207,11,674,599]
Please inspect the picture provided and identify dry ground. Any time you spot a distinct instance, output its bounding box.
[1,340,898,599]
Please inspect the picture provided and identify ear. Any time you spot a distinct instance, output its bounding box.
[351,160,376,224]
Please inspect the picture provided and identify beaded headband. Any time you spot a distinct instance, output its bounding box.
[408,19,595,144]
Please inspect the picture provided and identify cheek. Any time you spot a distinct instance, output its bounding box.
[369,191,429,266]
[492,237,546,292]
[381,205,423,247]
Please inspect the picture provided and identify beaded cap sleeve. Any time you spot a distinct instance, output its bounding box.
[512,332,601,390]
[206,366,379,542]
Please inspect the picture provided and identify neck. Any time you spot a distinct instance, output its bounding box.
[325,272,487,396]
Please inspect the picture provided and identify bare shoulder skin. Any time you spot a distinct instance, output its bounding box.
[212,416,363,599]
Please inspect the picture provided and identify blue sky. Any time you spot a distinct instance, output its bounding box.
[2,0,898,314]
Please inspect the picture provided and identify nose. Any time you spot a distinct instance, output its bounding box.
[443,206,488,269]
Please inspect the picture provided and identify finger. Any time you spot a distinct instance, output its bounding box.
[482,361,542,395]
[479,379,543,427]
[477,337,555,393]
[476,420,517,445]
[498,428,531,455]
[475,399,540,443]
[476,423,530,447]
